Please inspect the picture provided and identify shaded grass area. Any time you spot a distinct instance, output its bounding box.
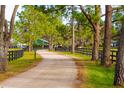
[56,51,115,88]
[0,52,42,82]
[81,62,115,88]
[8,48,22,51]
[58,51,91,61]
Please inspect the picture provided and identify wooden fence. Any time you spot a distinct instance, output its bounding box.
[76,48,118,63]
[75,48,92,55]
[55,47,70,52]
[55,47,118,63]
[110,50,118,63]
[8,50,24,61]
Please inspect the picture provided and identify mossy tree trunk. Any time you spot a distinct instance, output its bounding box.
[0,5,5,71]
[3,20,9,71]
[0,5,19,72]
[114,19,124,86]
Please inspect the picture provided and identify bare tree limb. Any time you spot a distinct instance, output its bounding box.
[9,5,19,40]
[0,5,5,36]
[101,6,124,17]
[112,19,121,23]
[79,5,96,32]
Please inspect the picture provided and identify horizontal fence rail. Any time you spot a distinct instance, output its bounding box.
[8,50,24,61]
[55,47,118,63]
[75,48,92,56]
[55,47,70,52]
[110,50,118,63]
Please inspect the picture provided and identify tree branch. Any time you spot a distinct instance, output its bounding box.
[79,5,96,32]
[9,5,19,40]
[101,6,124,17]
[112,19,121,23]
[0,5,5,37]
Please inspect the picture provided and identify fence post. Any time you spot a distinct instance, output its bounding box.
[112,51,113,63]
[34,49,37,60]
[8,51,10,61]
[11,51,14,60]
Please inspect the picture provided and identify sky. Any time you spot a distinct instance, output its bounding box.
[6,5,22,21]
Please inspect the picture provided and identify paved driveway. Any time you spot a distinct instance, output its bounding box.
[0,50,80,88]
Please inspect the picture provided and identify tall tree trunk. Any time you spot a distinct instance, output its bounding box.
[114,19,124,86]
[3,20,9,71]
[92,26,100,61]
[49,36,53,51]
[80,5,101,61]
[3,41,9,71]
[72,5,75,53]
[101,5,112,67]
[0,5,19,72]
[92,5,101,61]
[29,45,33,52]
[29,38,33,51]
[0,5,5,71]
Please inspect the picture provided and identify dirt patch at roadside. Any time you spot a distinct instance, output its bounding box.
[73,58,88,87]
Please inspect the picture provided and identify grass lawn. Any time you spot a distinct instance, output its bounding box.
[81,61,115,88]
[8,48,22,51]
[56,51,116,88]
[0,51,42,82]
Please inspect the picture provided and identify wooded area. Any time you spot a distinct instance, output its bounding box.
[0,5,124,87]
